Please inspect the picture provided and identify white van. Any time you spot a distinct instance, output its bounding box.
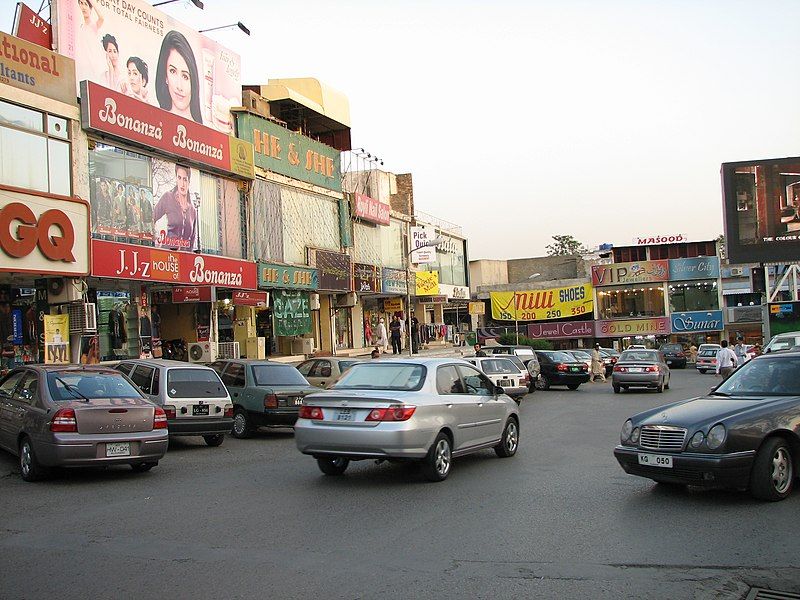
[764,332,800,354]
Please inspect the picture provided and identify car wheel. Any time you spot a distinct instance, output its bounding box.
[316,456,349,476]
[421,432,452,482]
[613,384,621,394]
[494,418,519,458]
[203,434,225,447]
[131,462,157,472]
[566,384,580,390]
[19,437,48,482]
[231,409,252,439]
[535,376,550,391]
[665,377,670,390]
[749,437,794,501]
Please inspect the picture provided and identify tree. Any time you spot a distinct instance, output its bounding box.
[545,235,588,256]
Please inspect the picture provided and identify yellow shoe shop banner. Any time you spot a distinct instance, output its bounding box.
[490,283,594,321]
[415,271,440,296]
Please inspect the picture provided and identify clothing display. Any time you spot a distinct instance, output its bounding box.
[109,307,128,350]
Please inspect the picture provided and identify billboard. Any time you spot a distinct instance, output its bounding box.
[768,302,800,336]
[410,226,436,264]
[722,156,800,263]
[54,0,241,133]
[490,284,593,322]
[669,257,720,281]
[0,30,75,103]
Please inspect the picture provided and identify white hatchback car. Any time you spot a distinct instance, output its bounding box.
[464,356,528,401]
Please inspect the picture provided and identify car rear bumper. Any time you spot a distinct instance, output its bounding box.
[500,385,528,398]
[664,357,686,367]
[37,431,169,467]
[546,373,590,385]
[696,362,716,371]
[295,420,434,459]
[253,409,299,427]
[612,373,662,388]
[614,446,755,488]
[168,417,233,436]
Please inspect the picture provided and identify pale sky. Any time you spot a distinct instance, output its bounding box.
[5,0,800,259]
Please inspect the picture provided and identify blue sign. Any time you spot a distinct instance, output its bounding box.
[382,268,408,295]
[671,310,724,333]
[778,304,794,314]
[669,257,720,281]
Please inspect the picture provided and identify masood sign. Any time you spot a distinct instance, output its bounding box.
[0,187,89,276]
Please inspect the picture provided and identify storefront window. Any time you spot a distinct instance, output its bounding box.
[429,236,466,286]
[598,286,666,319]
[281,186,341,265]
[668,281,719,312]
[334,307,352,350]
[353,220,404,269]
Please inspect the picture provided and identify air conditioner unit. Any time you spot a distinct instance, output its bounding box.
[290,337,314,356]
[730,267,744,277]
[217,341,240,359]
[67,303,97,333]
[336,292,357,307]
[48,277,83,304]
[188,341,217,363]
[309,293,321,310]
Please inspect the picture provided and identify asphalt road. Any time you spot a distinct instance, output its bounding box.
[1,368,799,600]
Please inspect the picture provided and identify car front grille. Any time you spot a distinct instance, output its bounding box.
[639,425,686,451]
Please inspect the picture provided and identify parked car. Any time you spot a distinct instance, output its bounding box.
[696,348,719,374]
[112,360,233,447]
[658,343,687,369]
[764,331,800,354]
[565,350,592,371]
[296,357,364,389]
[611,350,670,393]
[294,358,520,482]
[614,351,800,501]
[534,350,590,390]
[0,366,168,481]
[482,345,540,382]
[210,359,317,438]
[464,356,529,401]
[627,344,648,350]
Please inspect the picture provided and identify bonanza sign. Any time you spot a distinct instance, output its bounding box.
[490,284,593,322]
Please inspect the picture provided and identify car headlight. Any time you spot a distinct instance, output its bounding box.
[689,431,705,449]
[706,424,726,449]
[631,427,640,444]
[621,419,633,443]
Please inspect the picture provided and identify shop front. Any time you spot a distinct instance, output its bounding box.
[666,257,722,345]
[310,249,353,353]
[439,284,471,344]
[594,317,672,349]
[257,261,318,356]
[670,310,724,346]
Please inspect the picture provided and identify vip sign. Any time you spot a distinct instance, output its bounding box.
[0,187,90,276]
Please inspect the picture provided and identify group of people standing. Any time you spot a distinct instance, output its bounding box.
[370,314,420,356]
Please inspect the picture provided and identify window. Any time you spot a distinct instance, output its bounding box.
[317,361,332,378]
[334,364,426,391]
[0,99,71,195]
[114,362,136,376]
[597,286,666,319]
[436,365,464,395]
[668,281,719,312]
[252,365,308,386]
[482,359,518,375]
[456,365,494,396]
[0,371,25,396]
[13,372,39,405]
[47,372,141,401]
[221,363,246,387]
[130,366,155,395]
[167,368,227,398]
[296,361,316,376]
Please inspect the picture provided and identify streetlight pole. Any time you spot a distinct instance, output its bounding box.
[406,236,445,358]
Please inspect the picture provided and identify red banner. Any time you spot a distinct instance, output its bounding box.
[13,3,51,49]
[91,239,257,289]
[353,193,390,226]
[526,320,595,339]
[172,287,212,303]
[232,290,268,306]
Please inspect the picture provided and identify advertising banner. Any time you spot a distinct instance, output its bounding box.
[0,31,75,103]
[353,193,390,226]
[592,261,669,286]
[55,0,241,132]
[768,302,800,336]
[0,186,90,276]
[232,291,267,307]
[313,249,352,292]
[171,286,212,303]
[353,263,380,293]
[383,298,403,312]
[668,257,720,281]
[235,112,342,192]
[91,239,257,289]
[670,310,725,333]
[381,267,407,295]
[594,317,671,338]
[415,270,439,296]
[258,262,317,290]
[468,302,485,315]
[14,3,53,49]
[438,284,469,300]
[44,313,69,364]
[272,290,312,336]
[410,226,436,264]
[490,283,593,322]
[526,320,595,339]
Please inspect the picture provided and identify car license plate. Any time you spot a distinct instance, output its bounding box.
[106,442,130,457]
[498,379,511,387]
[336,409,352,421]
[293,397,303,406]
[666,360,673,365]
[570,367,580,372]
[192,404,209,416]
[637,453,672,468]
[629,367,643,373]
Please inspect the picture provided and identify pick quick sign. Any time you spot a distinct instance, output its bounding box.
[410,226,436,264]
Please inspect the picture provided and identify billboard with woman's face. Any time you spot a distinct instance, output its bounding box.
[53,0,241,133]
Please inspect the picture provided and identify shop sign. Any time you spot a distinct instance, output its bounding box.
[526,320,595,339]
[354,263,380,293]
[353,194,390,226]
[313,249,352,292]
[172,287,212,303]
[381,267,408,295]
[44,313,69,364]
[232,291,268,307]
[81,81,255,179]
[257,261,318,290]
[419,295,447,304]
[468,302,485,315]
[235,112,342,192]
[591,260,669,286]
[383,298,403,312]
[91,239,257,289]
[669,257,720,281]
[415,271,440,296]
[0,31,75,104]
[594,317,671,338]
[438,284,470,300]
[633,234,687,246]
[490,284,594,322]
[11,309,24,345]
[410,226,436,264]
[272,290,312,336]
[13,4,52,49]
[729,306,761,323]
[671,310,724,333]
[0,187,90,276]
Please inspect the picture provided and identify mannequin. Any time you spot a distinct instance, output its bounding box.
[109,301,128,350]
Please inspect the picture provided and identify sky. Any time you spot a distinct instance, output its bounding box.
[4,0,800,260]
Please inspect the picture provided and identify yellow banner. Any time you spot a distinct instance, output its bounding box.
[490,283,594,321]
[44,314,70,364]
[383,298,403,312]
[468,302,485,315]
[415,271,440,296]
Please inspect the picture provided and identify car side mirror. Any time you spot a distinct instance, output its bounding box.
[494,384,504,395]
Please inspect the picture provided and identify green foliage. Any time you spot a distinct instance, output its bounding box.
[497,333,553,350]
[545,234,588,256]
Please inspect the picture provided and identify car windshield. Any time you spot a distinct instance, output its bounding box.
[660,344,683,352]
[601,348,620,356]
[47,371,142,401]
[505,356,525,371]
[766,335,800,352]
[252,365,308,386]
[620,351,659,362]
[541,351,575,362]
[481,359,518,375]
[333,363,427,391]
[715,357,800,396]
[570,351,591,360]
[167,368,227,398]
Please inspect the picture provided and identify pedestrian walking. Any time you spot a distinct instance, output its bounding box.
[716,339,738,381]
[591,344,606,382]
[389,316,402,354]
[410,312,420,354]
[734,337,748,365]
[688,343,698,364]
[376,318,388,354]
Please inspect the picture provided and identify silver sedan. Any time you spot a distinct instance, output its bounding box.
[611,350,671,393]
[294,358,520,481]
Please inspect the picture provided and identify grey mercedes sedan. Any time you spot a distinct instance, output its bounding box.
[295,358,520,482]
[0,366,169,481]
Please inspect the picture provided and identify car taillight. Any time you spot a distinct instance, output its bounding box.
[614,366,627,373]
[298,405,323,420]
[163,405,176,419]
[521,373,530,384]
[50,407,77,432]
[223,404,234,418]
[264,394,278,409]
[365,406,417,422]
[645,366,659,372]
[581,364,588,371]
[153,407,168,429]
[556,364,568,372]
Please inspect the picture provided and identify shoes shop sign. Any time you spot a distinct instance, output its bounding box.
[0,187,90,276]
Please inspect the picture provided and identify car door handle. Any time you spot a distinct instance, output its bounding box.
[446,403,453,408]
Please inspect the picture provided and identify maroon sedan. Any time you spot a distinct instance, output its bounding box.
[0,366,169,481]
